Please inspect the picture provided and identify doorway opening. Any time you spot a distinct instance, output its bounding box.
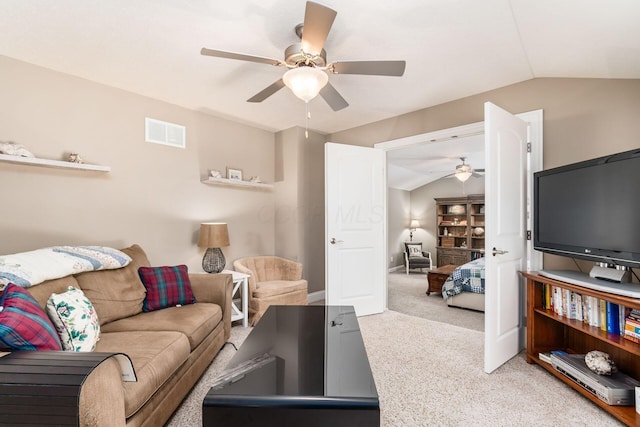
[376,123,486,331]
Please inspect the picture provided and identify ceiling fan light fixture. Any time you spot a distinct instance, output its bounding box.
[283,66,328,102]
[454,161,472,182]
[455,171,472,182]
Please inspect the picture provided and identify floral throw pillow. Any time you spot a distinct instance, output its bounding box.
[0,283,62,351]
[46,286,100,352]
[138,265,196,312]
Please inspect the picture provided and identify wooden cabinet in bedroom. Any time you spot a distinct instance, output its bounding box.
[435,195,485,267]
[437,248,469,267]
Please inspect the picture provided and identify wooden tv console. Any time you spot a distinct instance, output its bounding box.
[522,271,640,426]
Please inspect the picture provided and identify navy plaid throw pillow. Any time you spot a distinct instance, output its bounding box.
[0,283,63,351]
[138,265,196,312]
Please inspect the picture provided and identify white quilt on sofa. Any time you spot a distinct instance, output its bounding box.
[0,246,132,288]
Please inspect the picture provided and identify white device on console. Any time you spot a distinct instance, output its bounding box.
[589,264,632,283]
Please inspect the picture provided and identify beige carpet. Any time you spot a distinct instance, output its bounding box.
[388,270,484,332]
[166,310,622,426]
[359,310,621,426]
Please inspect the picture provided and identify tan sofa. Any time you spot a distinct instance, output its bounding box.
[1,244,232,427]
[233,256,308,325]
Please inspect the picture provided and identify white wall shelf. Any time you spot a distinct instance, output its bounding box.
[0,153,111,172]
[202,177,273,191]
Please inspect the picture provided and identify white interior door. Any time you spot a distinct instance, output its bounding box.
[325,142,386,316]
[483,102,528,373]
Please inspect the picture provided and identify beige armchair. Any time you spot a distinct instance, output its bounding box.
[233,256,308,325]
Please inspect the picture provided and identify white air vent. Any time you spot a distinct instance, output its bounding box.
[145,118,186,149]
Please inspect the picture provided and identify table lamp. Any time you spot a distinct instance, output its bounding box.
[198,222,230,273]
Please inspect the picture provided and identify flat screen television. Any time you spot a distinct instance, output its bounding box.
[534,148,640,269]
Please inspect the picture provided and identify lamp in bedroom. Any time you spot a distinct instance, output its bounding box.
[198,222,230,273]
[409,219,420,241]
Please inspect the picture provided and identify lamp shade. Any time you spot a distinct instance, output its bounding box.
[282,66,329,102]
[410,219,420,229]
[198,223,230,248]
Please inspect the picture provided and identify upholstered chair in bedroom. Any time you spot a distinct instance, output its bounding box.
[233,256,308,325]
[404,242,432,274]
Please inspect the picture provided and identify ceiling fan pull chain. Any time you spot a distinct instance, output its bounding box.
[305,102,310,139]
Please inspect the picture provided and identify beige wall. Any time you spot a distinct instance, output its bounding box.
[299,129,327,294]
[387,188,410,268]
[273,126,326,293]
[274,128,302,262]
[0,55,276,270]
[4,57,640,283]
[330,78,640,160]
[332,78,640,270]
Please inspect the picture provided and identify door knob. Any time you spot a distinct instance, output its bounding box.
[492,247,509,256]
[330,238,344,244]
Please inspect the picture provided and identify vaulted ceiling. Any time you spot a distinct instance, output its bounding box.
[2,0,639,136]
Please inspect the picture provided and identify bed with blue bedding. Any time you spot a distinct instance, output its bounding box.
[441,257,485,311]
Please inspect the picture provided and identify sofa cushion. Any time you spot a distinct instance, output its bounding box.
[94,331,190,418]
[27,275,81,309]
[75,244,150,325]
[101,303,222,351]
[46,286,100,352]
[253,279,308,299]
[138,265,195,312]
[0,283,62,351]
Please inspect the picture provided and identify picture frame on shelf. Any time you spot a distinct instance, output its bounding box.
[447,204,466,214]
[227,167,243,181]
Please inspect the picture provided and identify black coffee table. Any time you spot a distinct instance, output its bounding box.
[202,305,379,427]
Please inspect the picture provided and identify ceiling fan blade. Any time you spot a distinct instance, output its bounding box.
[201,48,284,66]
[319,82,348,111]
[474,169,485,173]
[328,60,406,76]
[300,1,337,56]
[247,79,286,103]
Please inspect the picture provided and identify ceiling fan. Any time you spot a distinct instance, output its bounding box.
[200,1,406,111]
[443,157,485,182]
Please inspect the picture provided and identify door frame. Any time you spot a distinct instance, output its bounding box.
[375,109,543,363]
[375,110,543,271]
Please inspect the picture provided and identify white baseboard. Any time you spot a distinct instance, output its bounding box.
[388,265,404,273]
[307,290,325,303]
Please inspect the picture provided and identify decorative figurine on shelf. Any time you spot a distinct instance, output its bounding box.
[209,169,222,178]
[443,227,449,236]
[249,176,263,183]
[585,350,618,375]
[68,153,84,164]
[473,227,485,236]
[0,141,35,158]
[460,241,467,248]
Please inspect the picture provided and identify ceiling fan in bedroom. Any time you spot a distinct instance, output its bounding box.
[200,1,406,111]
[444,157,485,182]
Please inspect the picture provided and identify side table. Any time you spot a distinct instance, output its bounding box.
[222,269,249,327]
